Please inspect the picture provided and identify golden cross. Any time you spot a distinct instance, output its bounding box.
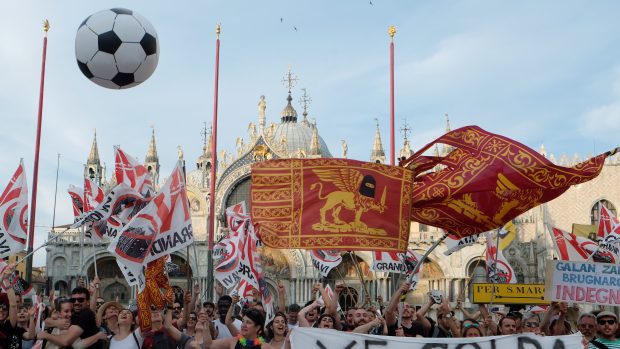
[281,65,298,93]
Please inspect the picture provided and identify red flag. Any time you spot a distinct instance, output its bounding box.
[108,162,192,273]
[251,158,413,252]
[404,126,611,237]
[0,161,28,257]
[115,147,155,198]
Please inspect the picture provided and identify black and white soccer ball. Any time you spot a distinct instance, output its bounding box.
[75,8,159,89]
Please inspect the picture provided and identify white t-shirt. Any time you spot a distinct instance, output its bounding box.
[213,319,242,339]
[109,330,143,349]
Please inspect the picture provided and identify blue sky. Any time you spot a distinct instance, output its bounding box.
[1,1,619,266]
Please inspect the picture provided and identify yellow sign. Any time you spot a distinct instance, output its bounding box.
[472,283,549,305]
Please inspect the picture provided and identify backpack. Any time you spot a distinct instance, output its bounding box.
[144,330,176,349]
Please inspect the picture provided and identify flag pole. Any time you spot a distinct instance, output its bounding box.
[26,20,50,283]
[206,23,221,301]
[388,25,396,166]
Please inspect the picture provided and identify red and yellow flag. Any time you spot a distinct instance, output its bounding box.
[251,158,413,251]
[404,126,610,237]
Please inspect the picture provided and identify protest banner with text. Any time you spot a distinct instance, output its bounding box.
[290,327,580,349]
[545,259,620,305]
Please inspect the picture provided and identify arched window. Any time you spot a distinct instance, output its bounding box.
[591,200,617,225]
[224,177,251,227]
[338,287,358,310]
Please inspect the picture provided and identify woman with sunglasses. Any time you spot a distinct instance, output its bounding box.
[521,314,541,335]
[461,322,483,337]
[108,309,142,349]
[184,312,198,337]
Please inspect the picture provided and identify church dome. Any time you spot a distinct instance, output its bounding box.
[272,122,332,157]
[271,93,332,157]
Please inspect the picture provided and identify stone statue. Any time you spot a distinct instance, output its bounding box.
[258,95,266,120]
[248,122,257,142]
[279,136,288,155]
[177,145,184,160]
[341,140,348,158]
[236,137,245,157]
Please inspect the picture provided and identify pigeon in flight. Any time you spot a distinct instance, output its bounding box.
[369,0,373,5]
[293,26,298,31]
[280,17,283,22]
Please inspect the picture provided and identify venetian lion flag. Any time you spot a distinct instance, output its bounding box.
[251,158,413,251]
[403,126,614,238]
[0,161,28,258]
[108,162,193,273]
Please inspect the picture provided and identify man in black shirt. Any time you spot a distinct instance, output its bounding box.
[38,287,102,349]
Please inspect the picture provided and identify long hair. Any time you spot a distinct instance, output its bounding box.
[265,312,287,341]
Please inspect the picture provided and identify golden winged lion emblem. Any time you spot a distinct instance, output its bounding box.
[310,168,387,235]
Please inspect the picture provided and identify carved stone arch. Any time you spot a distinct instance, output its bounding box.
[260,247,291,280]
[54,280,69,296]
[409,256,445,304]
[287,249,306,279]
[103,281,129,303]
[169,253,193,278]
[52,256,67,277]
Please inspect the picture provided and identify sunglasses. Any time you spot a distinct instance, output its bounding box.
[463,323,479,328]
[189,316,197,321]
[598,319,617,325]
[71,297,86,304]
[524,322,539,328]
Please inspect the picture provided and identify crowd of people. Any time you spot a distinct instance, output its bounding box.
[0,263,618,349]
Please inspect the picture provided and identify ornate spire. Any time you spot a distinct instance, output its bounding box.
[441,114,454,156]
[145,127,159,164]
[280,66,298,122]
[84,130,102,183]
[197,123,213,171]
[370,118,386,163]
[144,127,160,184]
[309,121,321,157]
[87,129,100,166]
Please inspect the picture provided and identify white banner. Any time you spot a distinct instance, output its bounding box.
[545,259,620,306]
[290,327,581,349]
[310,250,342,278]
[443,233,479,256]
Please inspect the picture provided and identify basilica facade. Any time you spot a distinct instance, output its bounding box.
[45,88,620,310]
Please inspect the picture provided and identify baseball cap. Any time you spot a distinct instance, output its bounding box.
[596,311,617,321]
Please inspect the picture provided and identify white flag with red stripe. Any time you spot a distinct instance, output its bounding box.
[485,232,517,284]
[310,250,342,278]
[108,162,193,273]
[0,161,28,258]
[67,185,84,221]
[115,147,155,198]
[597,205,620,240]
[550,227,593,261]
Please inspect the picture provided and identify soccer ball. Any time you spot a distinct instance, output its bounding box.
[75,8,159,89]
